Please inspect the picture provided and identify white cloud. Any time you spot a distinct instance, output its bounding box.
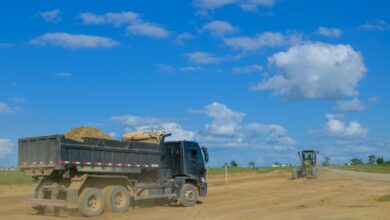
[111,115,195,141]
[358,19,390,31]
[311,114,368,138]
[108,132,116,138]
[175,33,194,45]
[39,9,61,23]
[238,0,276,11]
[127,23,170,38]
[316,27,342,38]
[253,43,367,100]
[0,102,14,114]
[80,11,170,39]
[246,123,296,148]
[194,102,295,149]
[194,0,235,10]
[203,102,245,136]
[334,98,366,112]
[224,31,304,51]
[185,51,224,64]
[30,33,118,49]
[233,64,263,74]
[193,0,275,11]
[54,72,72,77]
[368,96,380,104]
[111,102,295,150]
[80,11,139,26]
[201,20,238,37]
[0,138,13,159]
[157,64,201,73]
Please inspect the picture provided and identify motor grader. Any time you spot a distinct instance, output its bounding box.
[292,150,319,180]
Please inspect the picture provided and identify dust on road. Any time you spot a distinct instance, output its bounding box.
[1,169,389,220]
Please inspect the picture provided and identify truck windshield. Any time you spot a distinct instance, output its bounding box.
[302,152,315,160]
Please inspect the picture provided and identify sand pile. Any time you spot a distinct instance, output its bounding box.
[122,131,166,144]
[65,126,113,142]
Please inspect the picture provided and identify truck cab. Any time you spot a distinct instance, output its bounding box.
[162,141,208,197]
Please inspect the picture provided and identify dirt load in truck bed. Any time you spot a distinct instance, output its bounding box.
[1,169,390,220]
[64,126,113,142]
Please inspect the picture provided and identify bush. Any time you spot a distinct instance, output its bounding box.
[351,158,363,165]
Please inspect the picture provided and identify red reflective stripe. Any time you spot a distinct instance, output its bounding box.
[60,160,70,164]
[93,162,102,166]
[124,163,131,167]
[83,162,91,165]
[104,163,112,166]
[71,161,80,165]
[114,163,122,167]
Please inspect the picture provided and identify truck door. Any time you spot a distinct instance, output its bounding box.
[184,142,206,180]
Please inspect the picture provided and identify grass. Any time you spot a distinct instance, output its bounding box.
[0,171,33,185]
[377,194,390,202]
[0,167,292,185]
[207,166,293,175]
[331,165,390,174]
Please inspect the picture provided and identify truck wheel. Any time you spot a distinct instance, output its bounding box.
[291,168,298,180]
[103,186,131,213]
[78,188,105,217]
[179,184,198,207]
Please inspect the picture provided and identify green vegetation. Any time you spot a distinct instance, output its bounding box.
[377,194,390,202]
[207,166,293,175]
[0,171,32,185]
[0,167,292,185]
[332,165,390,174]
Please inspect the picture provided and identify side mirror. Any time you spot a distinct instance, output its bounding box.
[202,146,209,163]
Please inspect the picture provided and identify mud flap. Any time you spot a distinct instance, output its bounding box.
[199,182,207,197]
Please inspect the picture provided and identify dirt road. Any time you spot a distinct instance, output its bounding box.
[1,169,390,220]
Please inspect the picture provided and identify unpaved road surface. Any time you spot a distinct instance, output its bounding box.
[1,169,390,220]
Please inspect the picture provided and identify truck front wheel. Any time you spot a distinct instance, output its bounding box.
[103,186,131,213]
[78,188,105,217]
[179,184,198,207]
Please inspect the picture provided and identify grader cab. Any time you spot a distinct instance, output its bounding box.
[292,150,319,180]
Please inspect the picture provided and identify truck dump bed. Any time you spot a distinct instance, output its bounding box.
[18,135,162,176]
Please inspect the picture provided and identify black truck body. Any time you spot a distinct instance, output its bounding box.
[18,134,208,217]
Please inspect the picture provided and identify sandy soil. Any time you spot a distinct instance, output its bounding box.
[1,169,390,220]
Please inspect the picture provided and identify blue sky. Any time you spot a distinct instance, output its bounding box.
[1,0,389,167]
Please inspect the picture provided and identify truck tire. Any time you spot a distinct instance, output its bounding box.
[103,186,130,213]
[179,183,198,207]
[78,188,105,217]
[291,168,298,180]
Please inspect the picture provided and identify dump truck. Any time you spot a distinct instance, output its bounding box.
[291,150,319,180]
[18,132,208,217]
